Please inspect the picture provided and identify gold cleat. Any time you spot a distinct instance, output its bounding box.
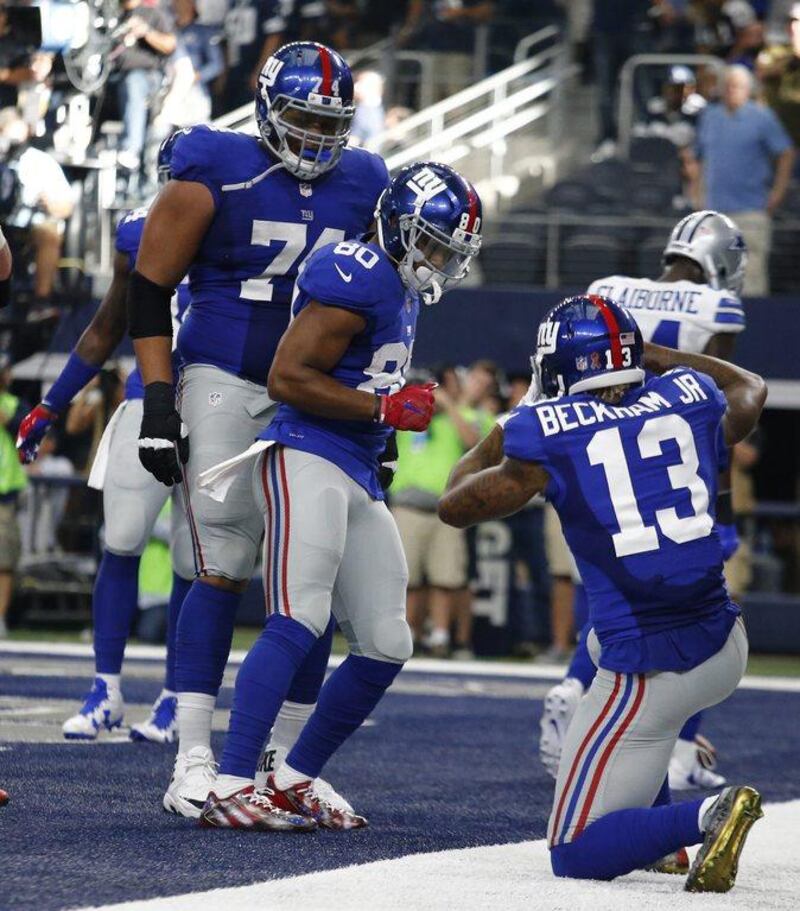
[685,785,764,893]
[647,846,690,875]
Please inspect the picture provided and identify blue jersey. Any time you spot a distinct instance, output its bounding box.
[259,240,419,500]
[503,369,738,674]
[115,208,190,400]
[170,125,389,386]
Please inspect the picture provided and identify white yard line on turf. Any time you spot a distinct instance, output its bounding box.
[2,640,799,692]
[82,800,800,911]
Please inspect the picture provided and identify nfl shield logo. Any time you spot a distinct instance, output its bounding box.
[575,355,588,371]
[300,183,313,197]
[209,392,223,407]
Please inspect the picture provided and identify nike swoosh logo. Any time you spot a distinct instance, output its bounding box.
[335,263,353,283]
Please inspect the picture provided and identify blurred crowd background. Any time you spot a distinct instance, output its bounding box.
[0,0,799,661]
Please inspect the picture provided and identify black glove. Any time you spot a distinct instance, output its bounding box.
[378,430,398,492]
[138,381,189,486]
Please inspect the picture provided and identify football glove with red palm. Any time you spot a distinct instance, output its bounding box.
[16,404,58,464]
[377,383,436,432]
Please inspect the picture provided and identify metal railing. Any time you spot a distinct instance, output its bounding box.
[617,53,727,157]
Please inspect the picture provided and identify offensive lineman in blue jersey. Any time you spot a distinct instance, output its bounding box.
[196,162,482,830]
[439,296,766,892]
[127,42,390,816]
[16,138,194,744]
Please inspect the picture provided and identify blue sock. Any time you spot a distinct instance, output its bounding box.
[286,654,403,780]
[566,620,596,690]
[164,573,192,693]
[680,711,702,742]
[174,581,240,696]
[551,799,704,880]
[572,583,589,631]
[220,614,317,778]
[93,552,140,675]
[43,351,101,413]
[287,617,334,704]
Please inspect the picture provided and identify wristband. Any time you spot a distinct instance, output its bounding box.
[128,270,175,339]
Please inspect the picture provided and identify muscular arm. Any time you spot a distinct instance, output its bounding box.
[75,251,130,365]
[644,341,767,446]
[438,424,550,528]
[703,331,736,361]
[131,181,214,385]
[267,301,375,421]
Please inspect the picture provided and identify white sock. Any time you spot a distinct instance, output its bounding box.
[427,627,449,649]
[698,795,718,832]
[177,692,215,753]
[273,761,312,791]
[97,673,121,692]
[270,700,315,754]
[213,774,253,798]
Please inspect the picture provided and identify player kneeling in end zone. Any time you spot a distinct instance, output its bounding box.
[196,162,482,831]
[439,296,766,893]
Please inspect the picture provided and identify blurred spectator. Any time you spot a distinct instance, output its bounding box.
[0,357,28,638]
[19,430,73,557]
[687,64,794,295]
[639,64,707,148]
[64,370,125,474]
[0,108,74,318]
[350,70,386,148]
[725,2,764,69]
[391,369,491,658]
[225,0,279,106]
[167,0,224,126]
[461,359,500,412]
[724,431,761,600]
[757,2,800,148]
[398,0,495,102]
[691,0,758,59]
[0,4,53,113]
[112,0,177,172]
[592,0,652,159]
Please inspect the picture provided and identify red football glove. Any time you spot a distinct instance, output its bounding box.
[16,403,58,464]
[378,383,436,432]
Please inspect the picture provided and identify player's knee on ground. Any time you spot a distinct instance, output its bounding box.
[550,839,612,881]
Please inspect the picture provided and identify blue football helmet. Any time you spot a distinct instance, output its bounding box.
[534,295,645,397]
[376,161,482,301]
[255,41,354,180]
[156,130,182,185]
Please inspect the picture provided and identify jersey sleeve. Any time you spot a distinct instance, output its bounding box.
[699,289,746,336]
[296,242,387,317]
[502,404,549,465]
[170,125,230,209]
[114,208,147,271]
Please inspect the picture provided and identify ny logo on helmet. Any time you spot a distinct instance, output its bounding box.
[537,320,560,354]
[407,167,447,202]
[262,57,284,89]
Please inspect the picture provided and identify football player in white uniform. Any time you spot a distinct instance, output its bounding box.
[540,212,748,825]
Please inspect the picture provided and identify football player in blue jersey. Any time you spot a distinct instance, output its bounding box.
[540,213,749,807]
[439,296,766,892]
[127,42,391,816]
[196,161,482,831]
[16,135,193,743]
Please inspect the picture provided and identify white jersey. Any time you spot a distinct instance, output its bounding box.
[586,275,745,354]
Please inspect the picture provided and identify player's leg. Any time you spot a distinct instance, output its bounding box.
[63,401,169,740]
[165,366,272,814]
[268,492,411,829]
[391,506,433,651]
[428,519,470,658]
[548,621,758,890]
[539,617,595,777]
[200,447,349,831]
[130,492,194,743]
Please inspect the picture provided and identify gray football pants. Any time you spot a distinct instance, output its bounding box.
[178,364,276,581]
[252,445,413,663]
[103,399,194,579]
[548,618,748,847]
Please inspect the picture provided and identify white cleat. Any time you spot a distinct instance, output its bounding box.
[309,777,355,815]
[62,678,124,741]
[163,746,218,818]
[130,691,178,743]
[669,735,726,790]
[539,677,584,779]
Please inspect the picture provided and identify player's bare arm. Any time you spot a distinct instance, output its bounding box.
[75,251,130,365]
[703,332,736,362]
[268,300,374,421]
[447,422,505,488]
[129,180,215,385]
[643,341,767,445]
[439,431,549,528]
